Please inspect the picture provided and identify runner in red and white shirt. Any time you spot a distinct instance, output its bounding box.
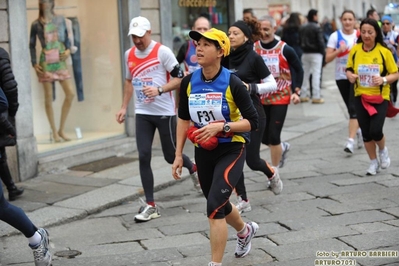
[115,16,198,222]
[254,15,303,169]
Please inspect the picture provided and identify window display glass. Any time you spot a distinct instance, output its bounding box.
[27,0,124,154]
[171,0,230,54]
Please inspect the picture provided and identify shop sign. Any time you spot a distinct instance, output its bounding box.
[178,0,217,7]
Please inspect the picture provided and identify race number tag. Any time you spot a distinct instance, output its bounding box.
[262,54,280,77]
[336,57,347,76]
[189,92,225,126]
[188,65,201,74]
[132,77,154,104]
[358,64,380,88]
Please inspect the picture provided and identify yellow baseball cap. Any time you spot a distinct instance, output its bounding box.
[189,28,230,57]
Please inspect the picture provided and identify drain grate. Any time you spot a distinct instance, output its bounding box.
[69,156,137,172]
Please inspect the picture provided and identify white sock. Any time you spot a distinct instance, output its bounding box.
[348,138,354,143]
[28,231,42,246]
[237,224,249,237]
[371,158,378,165]
[209,262,222,266]
[269,167,278,180]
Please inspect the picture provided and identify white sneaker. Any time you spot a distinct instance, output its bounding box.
[269,167,283,195]
[30,228,52,266]
[235,221,259,258]
[356,130,363,149]
[379,147,391,169]
[190,171,202,193]
[344,140,354,154]
[366,161,380,176]
[235,196,252,214]
[134,204,161,222]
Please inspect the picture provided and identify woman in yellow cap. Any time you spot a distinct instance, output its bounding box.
[172,28,259,265]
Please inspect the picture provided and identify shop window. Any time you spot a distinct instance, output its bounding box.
[171,0,230,54]
[27,0,124,154]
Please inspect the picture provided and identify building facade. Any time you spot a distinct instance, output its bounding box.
[0,0,395,182]
[258,0,392,25]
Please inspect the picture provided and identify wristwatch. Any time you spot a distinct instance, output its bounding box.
[157,86,164,96]
[382,77,388,86]
[223,122,231,133]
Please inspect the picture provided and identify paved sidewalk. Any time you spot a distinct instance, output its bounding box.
[0,74,348,237]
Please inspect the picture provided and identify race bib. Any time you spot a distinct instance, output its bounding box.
[336,57,347,76]
[262,54,280,77]
[133,77,154,104]
[188,65,201,74]
[189,92,225,126]
[358,64,380,88]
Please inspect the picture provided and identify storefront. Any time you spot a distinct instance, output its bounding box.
[26,0,125,154]
[3,0,141,181]
[171,0,232,50]
[3,0,241,181]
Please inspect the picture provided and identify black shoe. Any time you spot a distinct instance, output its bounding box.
[8,186,24,201]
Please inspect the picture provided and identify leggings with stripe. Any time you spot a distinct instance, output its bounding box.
[195,142,246,219]
[136,114,194,203]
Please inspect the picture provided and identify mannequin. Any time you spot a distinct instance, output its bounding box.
[29,0,75,142]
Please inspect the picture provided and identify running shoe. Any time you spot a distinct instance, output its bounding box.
[356,130,363,149]
[269,167,283,195]
[190,171,201,193]
[279,142,290,168]
[311,98,325,104]
[235,221,259,258]
[190,161,201,193]
[344,140,354,154]
[379,147,391,169]
[366,161,380,176]
[235,196,252,214]
[134,204,161,222]
[30,228,52,266]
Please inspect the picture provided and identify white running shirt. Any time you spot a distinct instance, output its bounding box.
[124,40,178,116]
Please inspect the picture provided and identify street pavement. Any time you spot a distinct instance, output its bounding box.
[1,64,399,265]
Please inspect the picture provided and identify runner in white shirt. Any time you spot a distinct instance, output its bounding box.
[325,10,362,154]
[116,16,199,222]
